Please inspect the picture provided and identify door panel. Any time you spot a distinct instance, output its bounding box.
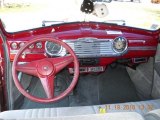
[0,33,6,111]
[0,20,9,110]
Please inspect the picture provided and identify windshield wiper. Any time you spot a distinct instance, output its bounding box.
[42,20,66,27]
[104,20,126,26]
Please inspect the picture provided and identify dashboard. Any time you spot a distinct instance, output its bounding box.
[3,22,159,73]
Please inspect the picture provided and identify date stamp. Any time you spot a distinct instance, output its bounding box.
[99,104,154,113]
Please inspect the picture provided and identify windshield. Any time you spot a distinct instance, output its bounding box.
[0,0,160,32]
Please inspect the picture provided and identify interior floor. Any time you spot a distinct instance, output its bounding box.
[20,65,140,109]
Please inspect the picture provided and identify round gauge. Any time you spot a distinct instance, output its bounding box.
[45,41,62,56]
[112,37,128,53]
[11,42,18,49]
[19,42,25,48]
[29,44,34,49]
[36,42,42,49]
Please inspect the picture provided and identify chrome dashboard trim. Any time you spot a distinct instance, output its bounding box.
[63,37,128,58]
[128,46,157,51]
[128,40,146,44]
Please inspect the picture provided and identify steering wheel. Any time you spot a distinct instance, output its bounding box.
[12,37,79,103]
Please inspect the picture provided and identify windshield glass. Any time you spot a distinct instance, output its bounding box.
[0,0,160,32]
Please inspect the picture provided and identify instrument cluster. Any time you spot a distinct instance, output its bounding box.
[9,36,129,58]
[45,37,128,58]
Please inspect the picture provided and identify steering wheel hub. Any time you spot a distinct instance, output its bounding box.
[37,60,54,76]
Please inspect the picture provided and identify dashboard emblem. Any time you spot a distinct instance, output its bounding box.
[79,38,97,43]
[84,39,94,43]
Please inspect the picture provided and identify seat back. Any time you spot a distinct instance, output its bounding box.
[152,44,160,99]
[0,110,144,120]
[145,109,160,120]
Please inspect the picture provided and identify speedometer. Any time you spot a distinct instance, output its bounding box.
[45,41,62,56]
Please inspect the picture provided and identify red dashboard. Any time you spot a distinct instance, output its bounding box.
[0,21,159,73]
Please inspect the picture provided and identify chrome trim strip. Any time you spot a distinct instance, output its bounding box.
[106,30,122,35]
[128,46,157,51]
[11,46,156,55]
[10,51,44,54]
[128,40,146,43]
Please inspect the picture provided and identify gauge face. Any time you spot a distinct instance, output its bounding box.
[36,42,42,49]
[45,41,62,56]
[114,40,124,49]
[11,42,18,49]
[113,37,127,53]
[19,42,25,48]
[29,44,34,49]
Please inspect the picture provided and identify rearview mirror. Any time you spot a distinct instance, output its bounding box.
[92,0,112,3]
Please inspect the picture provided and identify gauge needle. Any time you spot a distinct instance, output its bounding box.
[51,45,55,51]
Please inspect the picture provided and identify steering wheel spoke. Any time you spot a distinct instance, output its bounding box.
[39,75,55,98]
[15,62,38,77]
[48,56,74,74]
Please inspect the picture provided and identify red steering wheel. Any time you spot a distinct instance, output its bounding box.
[12,37,79,103]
